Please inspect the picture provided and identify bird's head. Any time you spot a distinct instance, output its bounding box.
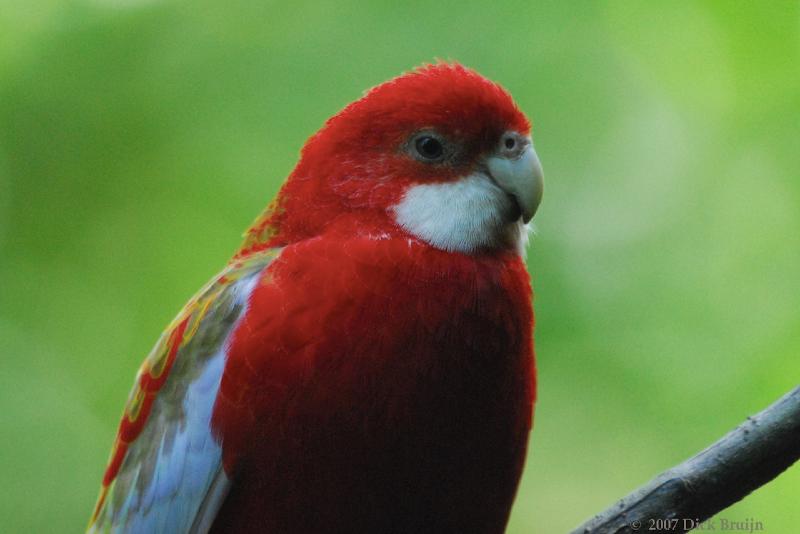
[240,62,543,256]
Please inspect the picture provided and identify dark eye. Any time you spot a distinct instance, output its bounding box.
[414,136,444,161]
[504,136,516,150]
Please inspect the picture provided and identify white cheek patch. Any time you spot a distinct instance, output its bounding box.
[392,173,529,255]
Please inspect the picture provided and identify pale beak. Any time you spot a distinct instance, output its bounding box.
[486,136,544,223]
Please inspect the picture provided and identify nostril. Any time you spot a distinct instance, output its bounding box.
[504,137,516,150]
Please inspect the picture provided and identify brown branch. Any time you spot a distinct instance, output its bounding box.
[572,386,800,534]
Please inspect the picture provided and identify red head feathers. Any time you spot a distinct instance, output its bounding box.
[239,62,542,257]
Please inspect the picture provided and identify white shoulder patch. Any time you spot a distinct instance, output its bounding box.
[392,173,529,255]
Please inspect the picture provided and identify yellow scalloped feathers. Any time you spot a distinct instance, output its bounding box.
[126,248,281,425]
[238,198,284,255]
[138,247,279,410]
[89,248,282,532]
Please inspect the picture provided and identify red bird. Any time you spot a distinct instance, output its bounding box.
[88,62,544,533]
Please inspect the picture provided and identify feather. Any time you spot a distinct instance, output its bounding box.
[87,248,279,533]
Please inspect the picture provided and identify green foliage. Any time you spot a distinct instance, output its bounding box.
[1,1,798,532]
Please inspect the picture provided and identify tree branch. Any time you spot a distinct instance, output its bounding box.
[572,386,800,534]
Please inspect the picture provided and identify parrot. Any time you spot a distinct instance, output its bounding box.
[87,62,544,534]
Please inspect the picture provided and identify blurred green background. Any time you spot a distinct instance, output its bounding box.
[1,1,799,532]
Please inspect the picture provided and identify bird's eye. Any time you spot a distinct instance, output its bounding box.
[414,136,445,161]
[504,136,516,150]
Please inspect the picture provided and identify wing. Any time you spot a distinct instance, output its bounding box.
[87,248,281,534]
